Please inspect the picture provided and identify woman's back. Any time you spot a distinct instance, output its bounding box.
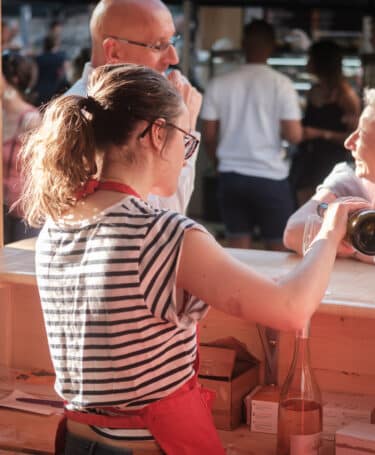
[304,87,348,132]
[36,195,208,409]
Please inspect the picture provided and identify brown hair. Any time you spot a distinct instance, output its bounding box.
[308,40,343,91]
[18,63,183,226]
[2,50,38,103]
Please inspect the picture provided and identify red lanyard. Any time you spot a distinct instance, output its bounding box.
[76,179,141,200]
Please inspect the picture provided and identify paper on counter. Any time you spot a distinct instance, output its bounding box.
[0,389,63,415]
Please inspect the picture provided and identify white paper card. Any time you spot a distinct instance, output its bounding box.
[0,389,63,415]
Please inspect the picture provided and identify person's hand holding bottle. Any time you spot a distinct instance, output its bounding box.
[316,197,374,263]
[314,198,369,248]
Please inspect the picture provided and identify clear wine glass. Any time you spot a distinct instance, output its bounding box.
[302,214,322,256]
[302,214,332,296]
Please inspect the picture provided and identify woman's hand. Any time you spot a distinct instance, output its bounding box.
[318,197,371,252]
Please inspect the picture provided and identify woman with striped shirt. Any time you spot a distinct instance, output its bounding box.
[18,64,367,455]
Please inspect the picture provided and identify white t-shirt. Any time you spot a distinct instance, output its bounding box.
[201,64,301,180]
[66,63,199,214]
[317,162,370,200]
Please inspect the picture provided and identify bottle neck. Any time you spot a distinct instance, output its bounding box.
[297,321,311,340]
[293,322,312,371]
[293,331,311,372]
[280,320,321,404]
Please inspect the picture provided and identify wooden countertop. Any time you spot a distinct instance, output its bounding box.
[228,248,375,320]
[0,246,37,285]
[1,242,375,319]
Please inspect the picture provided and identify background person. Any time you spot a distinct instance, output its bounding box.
[2,51,40,244]
[1,19,23,52]
[69,47,91,86]
[289,40,361,206]
[66,0,201,215]
[201,19,302,251]
[19,63,367,455]
[34,33,69,106]
[284,88,375,264]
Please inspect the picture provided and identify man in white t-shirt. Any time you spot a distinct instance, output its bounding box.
[201,19,302,250]
[66,0,201,214]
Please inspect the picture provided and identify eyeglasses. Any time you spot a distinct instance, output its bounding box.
[168,123,200,160]
[104,34,181,52]
[139,121,200,160]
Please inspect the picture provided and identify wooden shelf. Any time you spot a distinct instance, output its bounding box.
[0,409,336,455]
[218,426,334,454]
[0,407,61,454]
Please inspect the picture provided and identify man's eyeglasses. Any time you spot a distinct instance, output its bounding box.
[104,34,181,52]
[140,122,200,160]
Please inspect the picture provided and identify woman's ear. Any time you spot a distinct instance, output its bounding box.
[149,119,168,153]
[102,37,122,64]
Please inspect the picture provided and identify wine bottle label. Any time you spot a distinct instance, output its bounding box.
[290,432,321,454]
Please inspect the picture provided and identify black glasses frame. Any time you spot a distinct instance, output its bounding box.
[139,121,199,160]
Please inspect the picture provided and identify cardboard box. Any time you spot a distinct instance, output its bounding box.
[336,422,375,454]
[245,385,280,434]
[323,391,375,440]
[198,337,259,430]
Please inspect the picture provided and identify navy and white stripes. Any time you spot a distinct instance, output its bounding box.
[36,196,209,440]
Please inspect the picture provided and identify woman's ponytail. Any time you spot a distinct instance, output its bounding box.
[18,95,99,226]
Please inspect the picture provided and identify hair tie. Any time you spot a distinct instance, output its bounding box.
[79,95,101,114]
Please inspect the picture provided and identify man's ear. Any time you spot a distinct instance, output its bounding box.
[102,37,122,64]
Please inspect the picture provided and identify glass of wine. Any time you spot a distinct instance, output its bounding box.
[302,214,332,296]
[302,214,322,256]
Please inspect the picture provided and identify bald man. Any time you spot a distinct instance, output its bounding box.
[66,0,202,214]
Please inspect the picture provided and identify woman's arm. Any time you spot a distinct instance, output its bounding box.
[340,82,361,131]
[177,199,368,332]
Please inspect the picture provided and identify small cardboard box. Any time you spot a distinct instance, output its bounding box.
[198,337,259,430]
[336,422,375,454]
[323,391,375,440]
[245,385,280,434]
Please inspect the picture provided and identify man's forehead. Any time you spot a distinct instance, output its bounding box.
[105,1,175,40]
[360,107,375,137]
[361,107,375,126]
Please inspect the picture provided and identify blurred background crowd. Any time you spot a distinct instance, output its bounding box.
[2,1,375,247]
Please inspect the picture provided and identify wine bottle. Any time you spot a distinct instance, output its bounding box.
[317,203,375,255]
[346,209,375,255]
[277,322,322,455]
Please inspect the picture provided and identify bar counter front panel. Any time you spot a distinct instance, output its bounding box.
[0,245,374,453]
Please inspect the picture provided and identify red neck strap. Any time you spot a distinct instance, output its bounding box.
[76,179,141,200]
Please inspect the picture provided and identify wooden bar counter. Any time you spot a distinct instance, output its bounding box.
[0,243,374,453]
